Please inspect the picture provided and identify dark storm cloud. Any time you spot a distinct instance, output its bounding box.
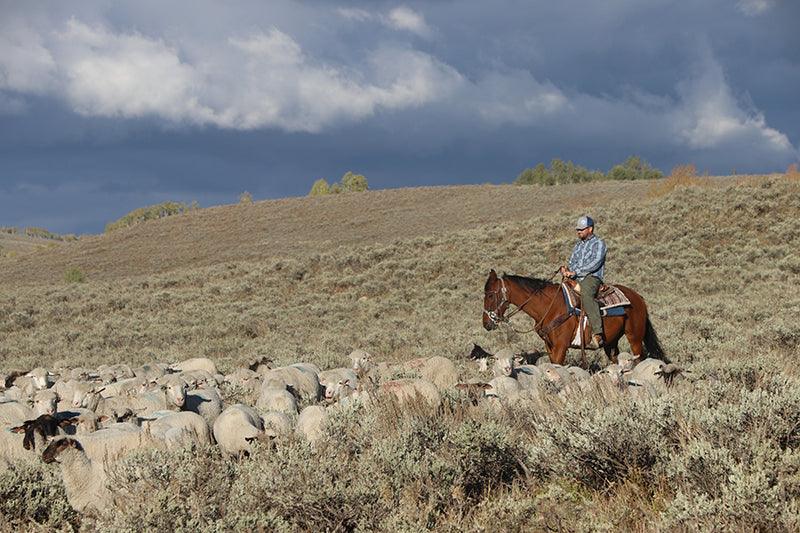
[0,0,797,233]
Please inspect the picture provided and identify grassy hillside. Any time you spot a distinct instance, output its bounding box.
[0,174,796,372]
[1,173,800,531]
[1,180,670,284]
[0,231,69,258]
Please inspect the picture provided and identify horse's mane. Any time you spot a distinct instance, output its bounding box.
[503,274,555,294]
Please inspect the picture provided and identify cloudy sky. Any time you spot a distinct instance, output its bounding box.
[1,1,798,234]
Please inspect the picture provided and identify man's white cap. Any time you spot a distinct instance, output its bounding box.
[575,215,594,230]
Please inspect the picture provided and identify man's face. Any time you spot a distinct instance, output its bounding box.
[576,226,593,241]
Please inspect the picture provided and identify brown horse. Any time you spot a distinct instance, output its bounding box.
[482,269,665,365]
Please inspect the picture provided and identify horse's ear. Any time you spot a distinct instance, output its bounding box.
[489,269,497,278]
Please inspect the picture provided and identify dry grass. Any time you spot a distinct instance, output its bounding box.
[786,163,800,182]
[648,164,703,198]
[1,175,800,531]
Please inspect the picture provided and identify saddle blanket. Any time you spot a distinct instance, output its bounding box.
[562,283,630,317]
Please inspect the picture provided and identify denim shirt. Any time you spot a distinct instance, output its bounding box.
[568,234,606,281]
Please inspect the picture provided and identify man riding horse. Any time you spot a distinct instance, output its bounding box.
[560,215,606,349]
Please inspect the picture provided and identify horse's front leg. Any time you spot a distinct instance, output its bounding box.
[548,338,569,365]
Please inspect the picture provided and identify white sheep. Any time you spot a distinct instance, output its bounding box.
[0,400,34,426]
[130,376,189,416]
[41,437,111,512]
[15,368,55,394]
[1,425,47,469]
[420,356,459,390]
[514,365,544,391]
[625,358,667,388]
[349,349,374,375]
[540,364,577,392]
[261,411,293,438]
[492,349,517,378]
[296,406,328,444]
[485,376,522,400]
[379,379,441,407]
[170,357,219,376]
[132,363,167,382]
[224,368,262,395]
[259,365,320,402]
[213,404,265,456]
[256,381,298,416]
[184,387,223,431]
[96,363,135,383]
[319,368,358,402]
[98,376,148,399]
[144,411,213,449]
[31,389,60,416]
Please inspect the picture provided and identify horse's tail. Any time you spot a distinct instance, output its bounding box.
[644,316,669,362]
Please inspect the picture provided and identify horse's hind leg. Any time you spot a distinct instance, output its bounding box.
[624,317,645,359]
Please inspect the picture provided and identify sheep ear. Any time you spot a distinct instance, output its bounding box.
[97,415,109,423]
[10,425,25,433]
[58,417,78,428]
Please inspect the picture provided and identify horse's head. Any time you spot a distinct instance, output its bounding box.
[483,269,509,331]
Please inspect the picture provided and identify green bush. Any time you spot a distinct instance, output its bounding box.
[515,156,663,185]
[238,191,253,205]
[515,158,604,185]
[309,178,331,196]
[607,155,663,181]
[340,171,368,192]
[308,172,368,195]
[64,267,86,283]
[105,201,190,232]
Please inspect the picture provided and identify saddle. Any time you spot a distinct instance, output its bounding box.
[562,278,630,313]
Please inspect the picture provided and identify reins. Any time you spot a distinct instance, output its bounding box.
[487,273,565,335]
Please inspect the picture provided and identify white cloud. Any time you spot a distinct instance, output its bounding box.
[55,20,214,123]
[737,0,778,16]
[465,70,569,124]
[675,48,793,154]
[215,31,463,131]
[387,6,432,37]
[0,19,462,132]
[0,24,56,93]
[336,8,372,22]
[337,5,433,38]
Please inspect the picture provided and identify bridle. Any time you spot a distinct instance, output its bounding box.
[483,277,510,326]
[483,274,564,335]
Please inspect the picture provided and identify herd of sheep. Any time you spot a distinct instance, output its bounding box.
[0,348,680,514]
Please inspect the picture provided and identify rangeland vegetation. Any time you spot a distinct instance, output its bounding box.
[0,173,799,531]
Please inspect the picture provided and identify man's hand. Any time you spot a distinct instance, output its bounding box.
[560,265,576,278]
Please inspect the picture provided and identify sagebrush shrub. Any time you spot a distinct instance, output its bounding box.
[0,462,78,530]
[64,267,85,283]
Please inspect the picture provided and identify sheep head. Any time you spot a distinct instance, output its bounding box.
[42,437,84,464]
